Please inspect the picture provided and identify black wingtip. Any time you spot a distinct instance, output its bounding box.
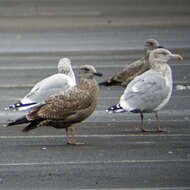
[99,81,110,86]
[6,101,22,111]
[6,101,37,111]
[6,121,15,127]
[99,80,117,86]
[106,104,126,113]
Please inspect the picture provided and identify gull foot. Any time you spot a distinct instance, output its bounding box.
[67,141,85,145]
[155,129,168,133]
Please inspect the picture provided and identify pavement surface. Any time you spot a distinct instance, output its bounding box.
[0,0,190,189]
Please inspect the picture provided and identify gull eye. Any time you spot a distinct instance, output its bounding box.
[161,52,168,56]
[81,68,89,72]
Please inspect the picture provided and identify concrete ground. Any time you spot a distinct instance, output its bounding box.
[0,0,190,189]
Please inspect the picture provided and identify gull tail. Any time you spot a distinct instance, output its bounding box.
[106,104,126,113]
[6,101,37,111]
[6,116,30,127]
[22,120,42,132]
[6,115,42,133]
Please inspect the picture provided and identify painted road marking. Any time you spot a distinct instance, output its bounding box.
[0,133,190,139]
[0,159,190,167]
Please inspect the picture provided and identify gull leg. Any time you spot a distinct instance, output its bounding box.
[155,112,167,132]
[65,127,72,144]
[71,128,84,145]
[71,128,76,144]
[140,113,146,132]
[140,113,154,132]
[155,113,161,132]
[66,128,84,145]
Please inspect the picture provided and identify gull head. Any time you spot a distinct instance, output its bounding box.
[78,65,102,79]
[57,57,72,74]
[149,48,183,63]
[144,39,161,51]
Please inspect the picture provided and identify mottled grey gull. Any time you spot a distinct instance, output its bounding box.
[7,65,102,145]
[7,57,76,111]
[99,39,161,87]
[107,48,183,132]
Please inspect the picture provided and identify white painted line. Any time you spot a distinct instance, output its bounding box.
[0,159,190,167]
[0,133,190,139]
[77,187,190,190]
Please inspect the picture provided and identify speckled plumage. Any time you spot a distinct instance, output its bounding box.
[27,78,99,124]
[7,65,102,144]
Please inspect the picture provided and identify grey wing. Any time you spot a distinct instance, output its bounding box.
[21,73,75,104]
[120,71,171,112]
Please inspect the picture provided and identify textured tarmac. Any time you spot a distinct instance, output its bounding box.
[0,0,190,189]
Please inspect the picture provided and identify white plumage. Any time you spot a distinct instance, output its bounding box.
[7,57,76,111]
[107,48,183,132]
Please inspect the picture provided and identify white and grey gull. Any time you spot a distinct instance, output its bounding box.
[99,39,162,87]
[6,65,102,145]
[107,48,183,132]
[7,57,76,111]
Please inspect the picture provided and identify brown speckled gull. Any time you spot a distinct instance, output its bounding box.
[99,39,161,87]
[7,65,102,145]
[107,48,183,132]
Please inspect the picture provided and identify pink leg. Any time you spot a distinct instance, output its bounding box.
[155,113,166,132]
[140,113,146,132]
[65,128,72,144]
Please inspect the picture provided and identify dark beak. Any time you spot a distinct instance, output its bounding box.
[157,46,164,48]
[93,72,103,77]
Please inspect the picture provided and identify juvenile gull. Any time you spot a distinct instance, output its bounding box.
[7,57,76,111]
[99,39,161,87]
[107,48,183,132]
[7,65,102,145]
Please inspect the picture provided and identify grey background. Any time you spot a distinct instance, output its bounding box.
[0,0,190,189]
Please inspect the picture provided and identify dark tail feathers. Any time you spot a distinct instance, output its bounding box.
[22,120,42,132]
[6,116,30,127]
[106,104,126,113]
[7,116,42,133]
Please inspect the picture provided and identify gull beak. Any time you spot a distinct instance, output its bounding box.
[93,72,103,77]
[177,55,183,61]
[172,54,183,61]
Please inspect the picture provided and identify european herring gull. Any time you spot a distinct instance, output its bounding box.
[107,48,183,132]
[7,65,102,145]
[7,57,76,111]
[99,39,161,87]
